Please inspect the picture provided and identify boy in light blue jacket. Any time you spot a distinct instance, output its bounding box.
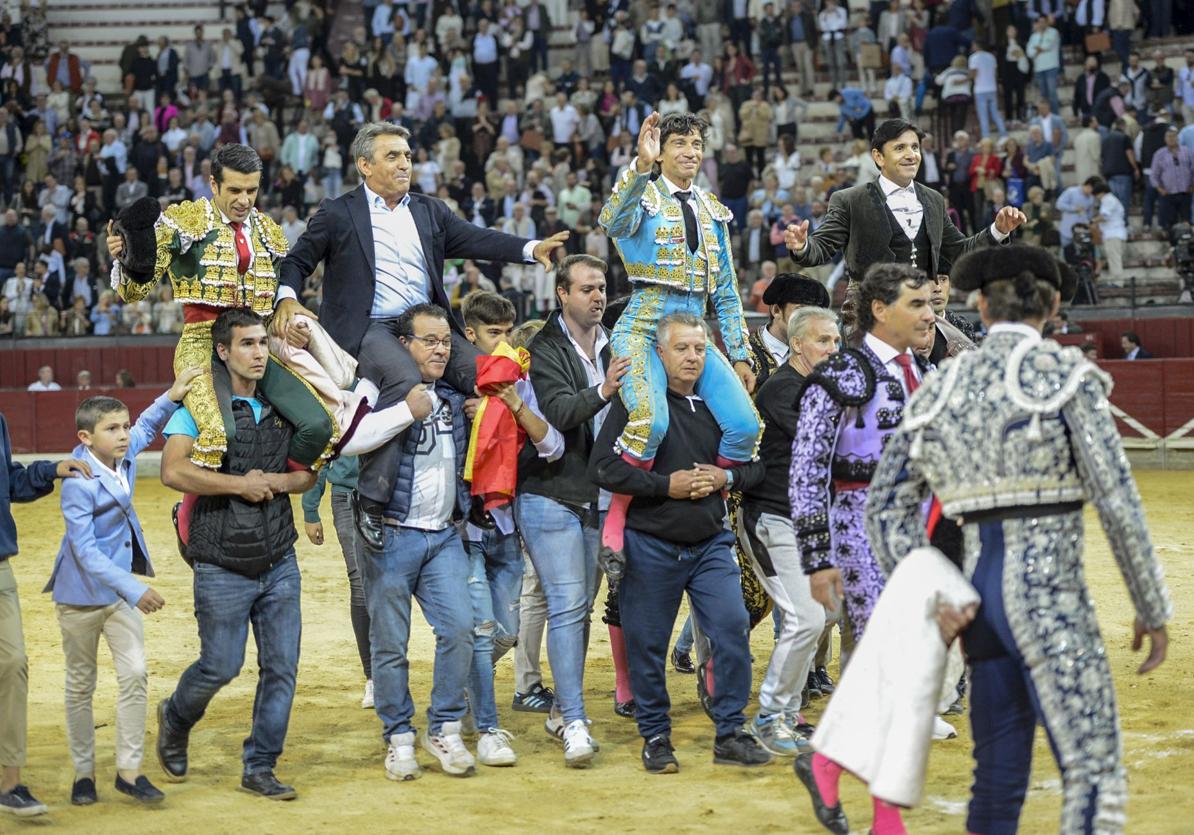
[44,369,199,808]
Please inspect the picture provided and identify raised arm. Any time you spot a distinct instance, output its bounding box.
[787,190,852,268]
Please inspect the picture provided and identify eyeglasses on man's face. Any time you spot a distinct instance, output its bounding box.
[406,334,452,350]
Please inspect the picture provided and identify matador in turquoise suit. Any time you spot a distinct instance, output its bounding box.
[598,112,761,560]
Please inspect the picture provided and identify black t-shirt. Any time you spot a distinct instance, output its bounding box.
[741,363,803,518]
[1100,131,1133,177]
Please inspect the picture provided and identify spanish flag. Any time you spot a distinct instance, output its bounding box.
[464,342,532,511]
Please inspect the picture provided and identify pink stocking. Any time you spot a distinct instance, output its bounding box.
[601,454,654,553]
[812,752,844,808]
[608,625,633,703]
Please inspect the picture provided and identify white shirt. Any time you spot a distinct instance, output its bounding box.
[879,174,924,240]
[558,315,611,510]
[1097,193,1127,240]
[27,380,62,391]
[71,273,94,307]
[864,331,920,396]
[679,62,713,97]
[465,378,564,540]
[819,6,848,40]
[884,74,913,102]
[218,208,255,264]
[761,326,789,367]
[988,321,1042,342]
[87,448,129,495]
[549,104,580,144]
[968,50,999,95]
[658,171,705,246]
[401,393,457,531]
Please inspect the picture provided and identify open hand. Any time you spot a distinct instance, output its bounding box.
[785,220,810,253]
[533,231,570,269]
[168,367,205,403]
[1133,618,1168,674]
[56,459,92,479]
[635,111,662,172]
[600,356,632,400]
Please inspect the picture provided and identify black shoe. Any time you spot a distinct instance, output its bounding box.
[794,753,850,834]
[713,731,773,767]
[155,699,188,783]
[115,775,164,804]
[240,770,297,801]
[614,699,637,718]
[816,666,835,694]
[806,670,824,699]
[794,720,817,737]
[671,646,695,674]
[695,661,715,721]
[511,682,555,713]
[353,492,385,553]
[0,784,48,817]
[641,734,679,774]
[71,777,97,806]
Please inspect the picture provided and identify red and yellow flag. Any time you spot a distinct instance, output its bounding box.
[464,342,532,511]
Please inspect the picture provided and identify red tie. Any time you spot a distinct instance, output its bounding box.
[231,221,250,275]
[894,352,947,537]
[893,352,920,394]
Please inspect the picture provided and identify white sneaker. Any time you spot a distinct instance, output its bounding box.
[421,720,477,776]
[545,707,601,751]
[933,716,958,740]
[361,679,374,710]
[385,732,421,781]
[477,728,518,767]
[562,719,595,768]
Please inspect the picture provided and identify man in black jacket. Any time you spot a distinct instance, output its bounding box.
[516,255,629,768]
[589,311,772,774]
[156,309,316,800]
[273,122,567,549]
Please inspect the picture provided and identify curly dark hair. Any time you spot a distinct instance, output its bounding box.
[659,113,709,148]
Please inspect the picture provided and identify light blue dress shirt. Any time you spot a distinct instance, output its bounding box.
[364,183,434,318]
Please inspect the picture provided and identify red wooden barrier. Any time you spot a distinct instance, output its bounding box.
[2,388,170,454]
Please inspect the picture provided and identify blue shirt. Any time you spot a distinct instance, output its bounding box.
[836,88,873,132]
[363,183,434,318]
[164,397,264,438]
[790,15,805,42]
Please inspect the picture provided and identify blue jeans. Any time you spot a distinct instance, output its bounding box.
[165,553,301,775]
[514,493,601,723]
[465,529,524,730]
[974,91,1006,139]
[1035,68,1061,116]
[364,526,473,741]
[1108,174,1133,216]
[620,528,751,739]
[674,614,693,653]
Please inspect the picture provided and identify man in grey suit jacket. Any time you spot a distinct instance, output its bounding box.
[784,119,1026,336]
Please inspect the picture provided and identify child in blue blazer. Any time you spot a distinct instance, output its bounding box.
[44,369,199,808]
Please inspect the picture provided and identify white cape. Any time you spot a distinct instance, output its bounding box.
[811,547,980,807]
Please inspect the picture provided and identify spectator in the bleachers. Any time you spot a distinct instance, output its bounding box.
[1030,99,1068,186]
[259,15,288,79]
[27,365,60,391]
[89,290,121,337]
[21,122,49,187]
[114,167,148,213]
[719,144,754,233]
[969,41,1005,140]
[885,66,915,121]
[74,370,92,390]
[739,86,773,176]
[1074,116,1104,187]
[155,37,179,99]
[35,206,66,258]
[1137,112,1171,228]
[788,0,818,99]
[281,119,320,183]
[3,262,32,331]
[61,297,91,337]
[945,130,975,233]
[968,137,1002,226]
[923,22,965,77]
[23,292,58,338]
[1147,49,1173,118]
[46,42,87,95]
[63,258,97,314]
[130,125,167,187]
[0,46,32,100]
[819,0,850,89]
[849,13,879,97]
[216,27,245,98]
[937,55,973,137]
[114,369,135,388]
[184,25,215,93]
[0,210,28,282]
[1120,51,1150,115]
[1121,331,1154,359]
[0,108,22,204]
[679,50,715,107]
[1073,55,1111,124]
[1102,118,1140,213]
[1056,180,1097,249]
[128,40,158,115]
[0,297,14,336]
[1027,15,1062,116]
[832,87,876,141]
[1150,126,1194,228]
[739,210,771,282]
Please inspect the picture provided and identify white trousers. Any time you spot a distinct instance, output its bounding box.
[56,601,147,775]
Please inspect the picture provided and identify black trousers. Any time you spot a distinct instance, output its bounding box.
[355,319,480,505]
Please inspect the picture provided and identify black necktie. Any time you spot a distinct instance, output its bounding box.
[675,190,698,253]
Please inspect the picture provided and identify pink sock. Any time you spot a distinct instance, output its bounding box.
[812,752,844,808]
[705,655,715,698]
[716,455,743,498]
[608,625,633,703]
[871,797,907,835]
[601,455,653,553]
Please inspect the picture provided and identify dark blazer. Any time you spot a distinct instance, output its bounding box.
[1073,70,1111,120]
[279,185,532,357]
[790,179,1003,282]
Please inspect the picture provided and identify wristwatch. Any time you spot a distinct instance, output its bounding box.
[725,469,735,490]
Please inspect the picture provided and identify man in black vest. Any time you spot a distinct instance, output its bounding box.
[784,119,1026,339]
[156,309,316,800]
